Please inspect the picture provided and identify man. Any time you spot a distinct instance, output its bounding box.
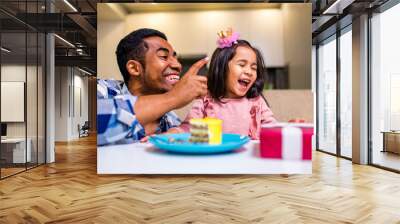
[98,28,208,145]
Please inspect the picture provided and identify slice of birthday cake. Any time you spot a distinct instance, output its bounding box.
[189,119,209,143]
[189,118,222,144]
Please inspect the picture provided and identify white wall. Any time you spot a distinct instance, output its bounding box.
[98,6,312,85]
[72,73,89,138]
[1,65,26,82]
[97,21,125,80]
[123,9,285,66]
[54,67,89,141]
[281,4,312,89]
[55,66,69,141]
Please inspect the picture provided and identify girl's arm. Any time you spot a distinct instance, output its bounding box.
[259,97,277,124]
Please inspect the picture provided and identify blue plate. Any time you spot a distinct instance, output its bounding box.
[149,133,250,154]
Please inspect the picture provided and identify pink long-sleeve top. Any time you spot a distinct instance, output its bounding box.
[179,95,277,140]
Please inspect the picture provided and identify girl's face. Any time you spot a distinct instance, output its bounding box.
[226,46,257,98]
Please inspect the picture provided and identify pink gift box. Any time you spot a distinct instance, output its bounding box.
[260,123,313,160]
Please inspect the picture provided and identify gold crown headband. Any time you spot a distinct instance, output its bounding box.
[216,28,239,49]
[217,28,233,39]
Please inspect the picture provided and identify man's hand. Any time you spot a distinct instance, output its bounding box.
[134,57,208,134]
[139,127,183,143]
[139,134,154,143]
[167,57,209,108]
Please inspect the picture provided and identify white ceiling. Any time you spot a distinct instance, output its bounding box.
[97,3,282,21]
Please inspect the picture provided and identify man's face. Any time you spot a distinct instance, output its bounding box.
[141,36,182,94]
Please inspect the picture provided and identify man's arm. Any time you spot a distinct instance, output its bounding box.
[133,91,179,129]
[97,57,208,145]
[97,95,145,145]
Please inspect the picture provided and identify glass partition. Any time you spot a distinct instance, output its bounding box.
[38,32,45,165]
[0,1,46,179]
[1,31,28,177]
[371,3,400,171]
[339,28,352,158]
[27,31,38,169]
[317,35,337,155]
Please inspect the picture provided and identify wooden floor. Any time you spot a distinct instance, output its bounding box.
[1,135,400,223]
[373,150,400,171]
[1,167,26,178]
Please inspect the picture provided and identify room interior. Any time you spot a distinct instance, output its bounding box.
[0,0,400,222]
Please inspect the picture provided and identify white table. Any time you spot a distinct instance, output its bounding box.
[97,141,312,174]
[1,138,31,163]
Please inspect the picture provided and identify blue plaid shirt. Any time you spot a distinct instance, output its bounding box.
[97,79,181,146]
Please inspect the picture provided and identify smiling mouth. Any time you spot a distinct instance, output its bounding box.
[238,78,251,88]
[164,73,180,85]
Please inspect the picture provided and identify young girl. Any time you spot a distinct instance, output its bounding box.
[173,29,276,139]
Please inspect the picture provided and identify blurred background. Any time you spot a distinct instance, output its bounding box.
[97,3,311,90]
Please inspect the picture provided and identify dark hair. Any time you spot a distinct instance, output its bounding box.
[208,40,266,102]
[116,28,167,83]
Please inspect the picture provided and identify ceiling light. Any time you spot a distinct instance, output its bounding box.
[323,0,341,14]
[76,48,86,56]
[323,0,354,15]
[78,67,93,76]
[1,47,11,53]
[75,42,84,47]
[63,0,78,12]
[54,34,75,48]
